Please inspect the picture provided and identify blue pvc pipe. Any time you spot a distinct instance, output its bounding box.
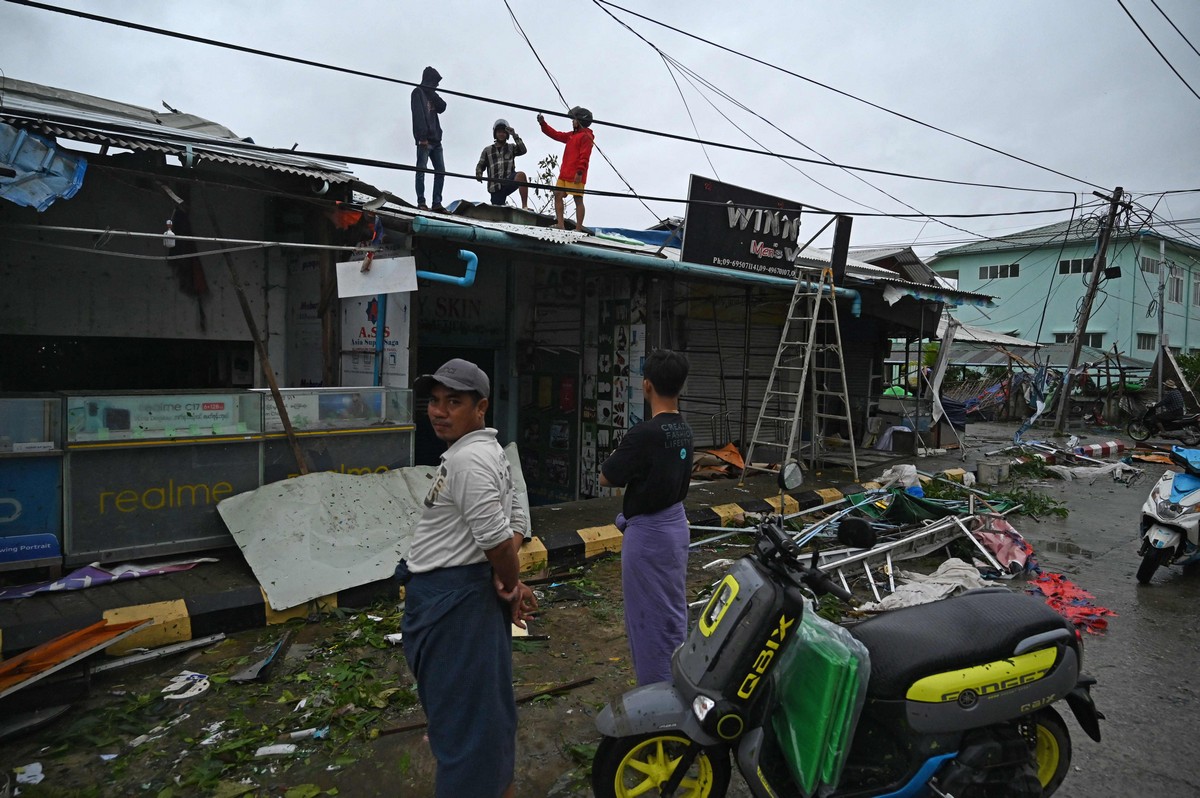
[410,217,862,316]
[416,248,478,287]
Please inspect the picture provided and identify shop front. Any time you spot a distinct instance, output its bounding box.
[0,388,414,569]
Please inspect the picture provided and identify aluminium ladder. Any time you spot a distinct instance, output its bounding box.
[741,265,859,483]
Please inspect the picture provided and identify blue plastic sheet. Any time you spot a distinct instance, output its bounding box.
[0,123,87,211]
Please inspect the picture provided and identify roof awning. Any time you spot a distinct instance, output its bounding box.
[880,281,995,308]
[4,115,353,184]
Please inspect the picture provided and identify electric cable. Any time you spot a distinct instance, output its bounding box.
[1150,0,1200,60]
[0,0,1091,196]
[1,107,1093,221]
[594,0,1110,191]
[592,2,912,218]
[1116,0,1200,101]
[1034,200,1079,342]
[501,0,662,222]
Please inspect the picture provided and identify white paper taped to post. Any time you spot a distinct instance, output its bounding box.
[336,257,419,298]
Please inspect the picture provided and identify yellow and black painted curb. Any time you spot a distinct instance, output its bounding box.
[0,578,403,661]
[528,483,865,573]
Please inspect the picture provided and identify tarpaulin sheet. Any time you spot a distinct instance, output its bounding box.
[0,122,87,211]
[847,490,1017,524]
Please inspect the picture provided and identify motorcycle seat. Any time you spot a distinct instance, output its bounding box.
[848,588,1074,700]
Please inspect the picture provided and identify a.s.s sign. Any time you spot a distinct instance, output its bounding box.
[680,176,804,279]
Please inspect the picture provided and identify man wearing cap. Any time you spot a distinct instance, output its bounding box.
[398,358,537,797]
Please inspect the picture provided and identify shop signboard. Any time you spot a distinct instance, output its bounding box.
[680,175,805,279]
[66,442,260,562]
[341,293,411,388]
[263,430,414,484]
[0,457,62,563]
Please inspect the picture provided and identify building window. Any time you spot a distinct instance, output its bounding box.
[978,263,1020,280]
[941,270,959,281]
[1058,257,1093,275]
[1137,333,1157,350]
[1193,279,1200,307]
[1054,332,1104,348]
[1141,255,1161,275]
[1168,268,1184,304]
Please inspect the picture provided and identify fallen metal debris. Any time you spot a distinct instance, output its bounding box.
[230,630,291,683]
[0,619,153,701]
[91,634,227,674]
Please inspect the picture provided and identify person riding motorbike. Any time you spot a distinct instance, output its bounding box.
[1153,379,1185,429]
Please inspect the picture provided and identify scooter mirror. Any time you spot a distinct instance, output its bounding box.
[837,517,877,549]
[778,461,803,491]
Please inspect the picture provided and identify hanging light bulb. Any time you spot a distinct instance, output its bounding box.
[163,219,176,249]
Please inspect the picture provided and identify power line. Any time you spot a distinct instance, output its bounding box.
[1150,0,1200,61]
[1116,0,1200,102]
[1,0,1086,197]
[501,0,662,222]
[2,105,1091,222]
[594,0,1110,192]
[592,0,908,217]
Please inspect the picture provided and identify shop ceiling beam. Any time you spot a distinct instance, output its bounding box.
[410,216,863,317]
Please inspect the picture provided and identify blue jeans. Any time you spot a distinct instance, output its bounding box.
[415,142,445,207]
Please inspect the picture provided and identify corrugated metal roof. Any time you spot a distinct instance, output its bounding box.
[0,78,353,184]
[392,207,994,305]
[933,217,1200,260]
[933,219,1105,257]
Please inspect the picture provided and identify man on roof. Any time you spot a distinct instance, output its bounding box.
[537,106,595,230]
[476,119,529,210]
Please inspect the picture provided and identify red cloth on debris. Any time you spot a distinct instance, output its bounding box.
[1026,572,1116,635]
[971,516,1035,573]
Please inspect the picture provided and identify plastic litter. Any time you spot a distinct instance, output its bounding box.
[162,671,209,700]
[384,633,403,645]
[15,762,44,785]
[254,743,297,758]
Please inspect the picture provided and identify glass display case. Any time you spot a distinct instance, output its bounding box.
[255,387,414,432]
[0,394,62,452]
[64,391,263,443]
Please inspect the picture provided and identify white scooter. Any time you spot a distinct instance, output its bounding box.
[1136,446,1200,584]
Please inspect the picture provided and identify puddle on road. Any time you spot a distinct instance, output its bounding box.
[1026,539,1097,558]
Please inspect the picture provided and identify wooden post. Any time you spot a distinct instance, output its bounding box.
[203,193,309,475]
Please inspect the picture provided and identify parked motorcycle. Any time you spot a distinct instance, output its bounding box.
[1136,445,1200,584]
[1126,402,1200,445]
[592,510,1102,798]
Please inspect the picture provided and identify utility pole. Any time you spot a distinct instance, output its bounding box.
[1158,237,1166,403]
[1053,187,1124,436]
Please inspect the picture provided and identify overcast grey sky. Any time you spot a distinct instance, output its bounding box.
[3,0,1199,256]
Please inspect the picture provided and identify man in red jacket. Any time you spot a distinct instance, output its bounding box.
[537,107,595,230]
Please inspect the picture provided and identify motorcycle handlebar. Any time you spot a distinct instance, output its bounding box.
[761,518,856,603]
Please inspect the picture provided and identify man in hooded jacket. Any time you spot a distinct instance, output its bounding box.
[411,66,447,212]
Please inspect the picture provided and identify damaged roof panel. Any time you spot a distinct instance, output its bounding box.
[0,77,352,184]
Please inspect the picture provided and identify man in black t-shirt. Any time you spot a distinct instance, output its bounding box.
[600,349,694,684]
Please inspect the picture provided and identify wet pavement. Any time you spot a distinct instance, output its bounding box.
[6,420,1200,796]
[566,422,1200,797]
